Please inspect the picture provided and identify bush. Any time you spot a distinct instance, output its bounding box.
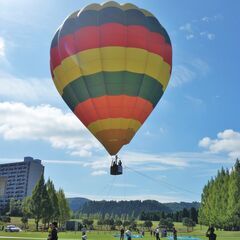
[0,216,11,222]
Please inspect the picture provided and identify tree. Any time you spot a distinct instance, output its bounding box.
[123,220,130,228]
[115,220,123,229]
[57,188,71,228]
[41,183,52,228]
[83,219,94,227]
[182,217,196,232]
[190,207,198,224]
[199,159,240,230]
[159,218,174,230]
[143,220,153,230]
[182,208,190,218]
[29,174,46,231]
[130,219,137,230]
[8,198,22,216]
[97,219,104,230]
[46,179,59,223]
[21,197,32,229]
[103,218,115,230]
[227,159,240,230]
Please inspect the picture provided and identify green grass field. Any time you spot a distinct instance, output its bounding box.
[0,224,239,240]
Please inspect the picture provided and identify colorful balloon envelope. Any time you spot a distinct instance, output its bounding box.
[50,1,172,156]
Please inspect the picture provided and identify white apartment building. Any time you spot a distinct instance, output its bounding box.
[0,156,44,210]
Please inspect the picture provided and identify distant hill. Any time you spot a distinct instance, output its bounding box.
[164,202,200,212]
[67,198,200,216]
[67,197,90,212]
[79,200,172,217]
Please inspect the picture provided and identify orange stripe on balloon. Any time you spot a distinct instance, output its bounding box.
[74,95,153,127]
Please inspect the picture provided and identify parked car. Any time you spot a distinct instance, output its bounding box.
[5,225,22,232]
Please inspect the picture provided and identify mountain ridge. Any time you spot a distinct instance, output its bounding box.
[67,198,200,215]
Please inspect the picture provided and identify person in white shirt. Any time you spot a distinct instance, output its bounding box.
[155,227,160,240]
[125,229,132,240]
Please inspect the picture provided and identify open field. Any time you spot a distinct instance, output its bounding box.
[0,223,239,240]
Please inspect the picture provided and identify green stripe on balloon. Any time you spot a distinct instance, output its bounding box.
[62,71,163,111]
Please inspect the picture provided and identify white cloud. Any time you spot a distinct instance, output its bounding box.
[179,23,195,40]
[0,37,5,57]
[201,15,223,22]
[0,37,10,68]
[199,129,240,159]
[170,65,195,87]
[0,149,232,179]
[191,58,209,75]
[170,58,209,88]
[200,32,215,40]
[0,71,58,103]
[186,34,194,40]
[180,15,221,41]
[185,95,203,105]
[179,23,192,33]
[91,170,107,176]
[0,102,101,156]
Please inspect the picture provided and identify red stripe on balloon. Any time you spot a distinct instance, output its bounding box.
[73,95,153,127]
[50,23,172,70]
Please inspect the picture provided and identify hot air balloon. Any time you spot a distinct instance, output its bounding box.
[50,1,172,175]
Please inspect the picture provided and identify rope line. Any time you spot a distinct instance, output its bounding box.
[125,165,197,195]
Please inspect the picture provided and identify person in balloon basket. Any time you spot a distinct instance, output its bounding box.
[125,228,132,240]
[206,226,217,240]
[47,222,58,240]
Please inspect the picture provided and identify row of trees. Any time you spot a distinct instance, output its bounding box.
[77,200,170,217]
[199,159,240,230]
[139,207,198,223]
[5,175,70,231]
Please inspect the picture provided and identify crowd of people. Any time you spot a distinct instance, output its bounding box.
[118,225,216,240]
[46,222,216,240]
[119,226,177,240]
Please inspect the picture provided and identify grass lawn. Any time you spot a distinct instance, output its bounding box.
[0,228,239,240]
[0,218,239,240]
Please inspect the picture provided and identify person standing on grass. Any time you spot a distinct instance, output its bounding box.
[206,227,217,240]
[120,226,125,240]
[82,234,87,240]
[172,227,177,240]
[82,225,87,236]
[48,222,58,240]
[155,227,160,240]
[125,228,132,240]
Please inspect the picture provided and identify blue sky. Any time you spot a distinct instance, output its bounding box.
[0,0,240,202]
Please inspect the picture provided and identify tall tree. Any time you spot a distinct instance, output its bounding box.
[41,184,52,228]
[29,174,45,231]
[21,197,32,229]
[57,188,70,227]
[46,179,59,223]
[199,159,240,229]
[227,159,240,229]
[8,198,22,216]
[190,207,198,224]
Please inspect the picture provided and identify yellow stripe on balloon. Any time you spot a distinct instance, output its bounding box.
[87,118,141,135]
[53,47,171,95]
